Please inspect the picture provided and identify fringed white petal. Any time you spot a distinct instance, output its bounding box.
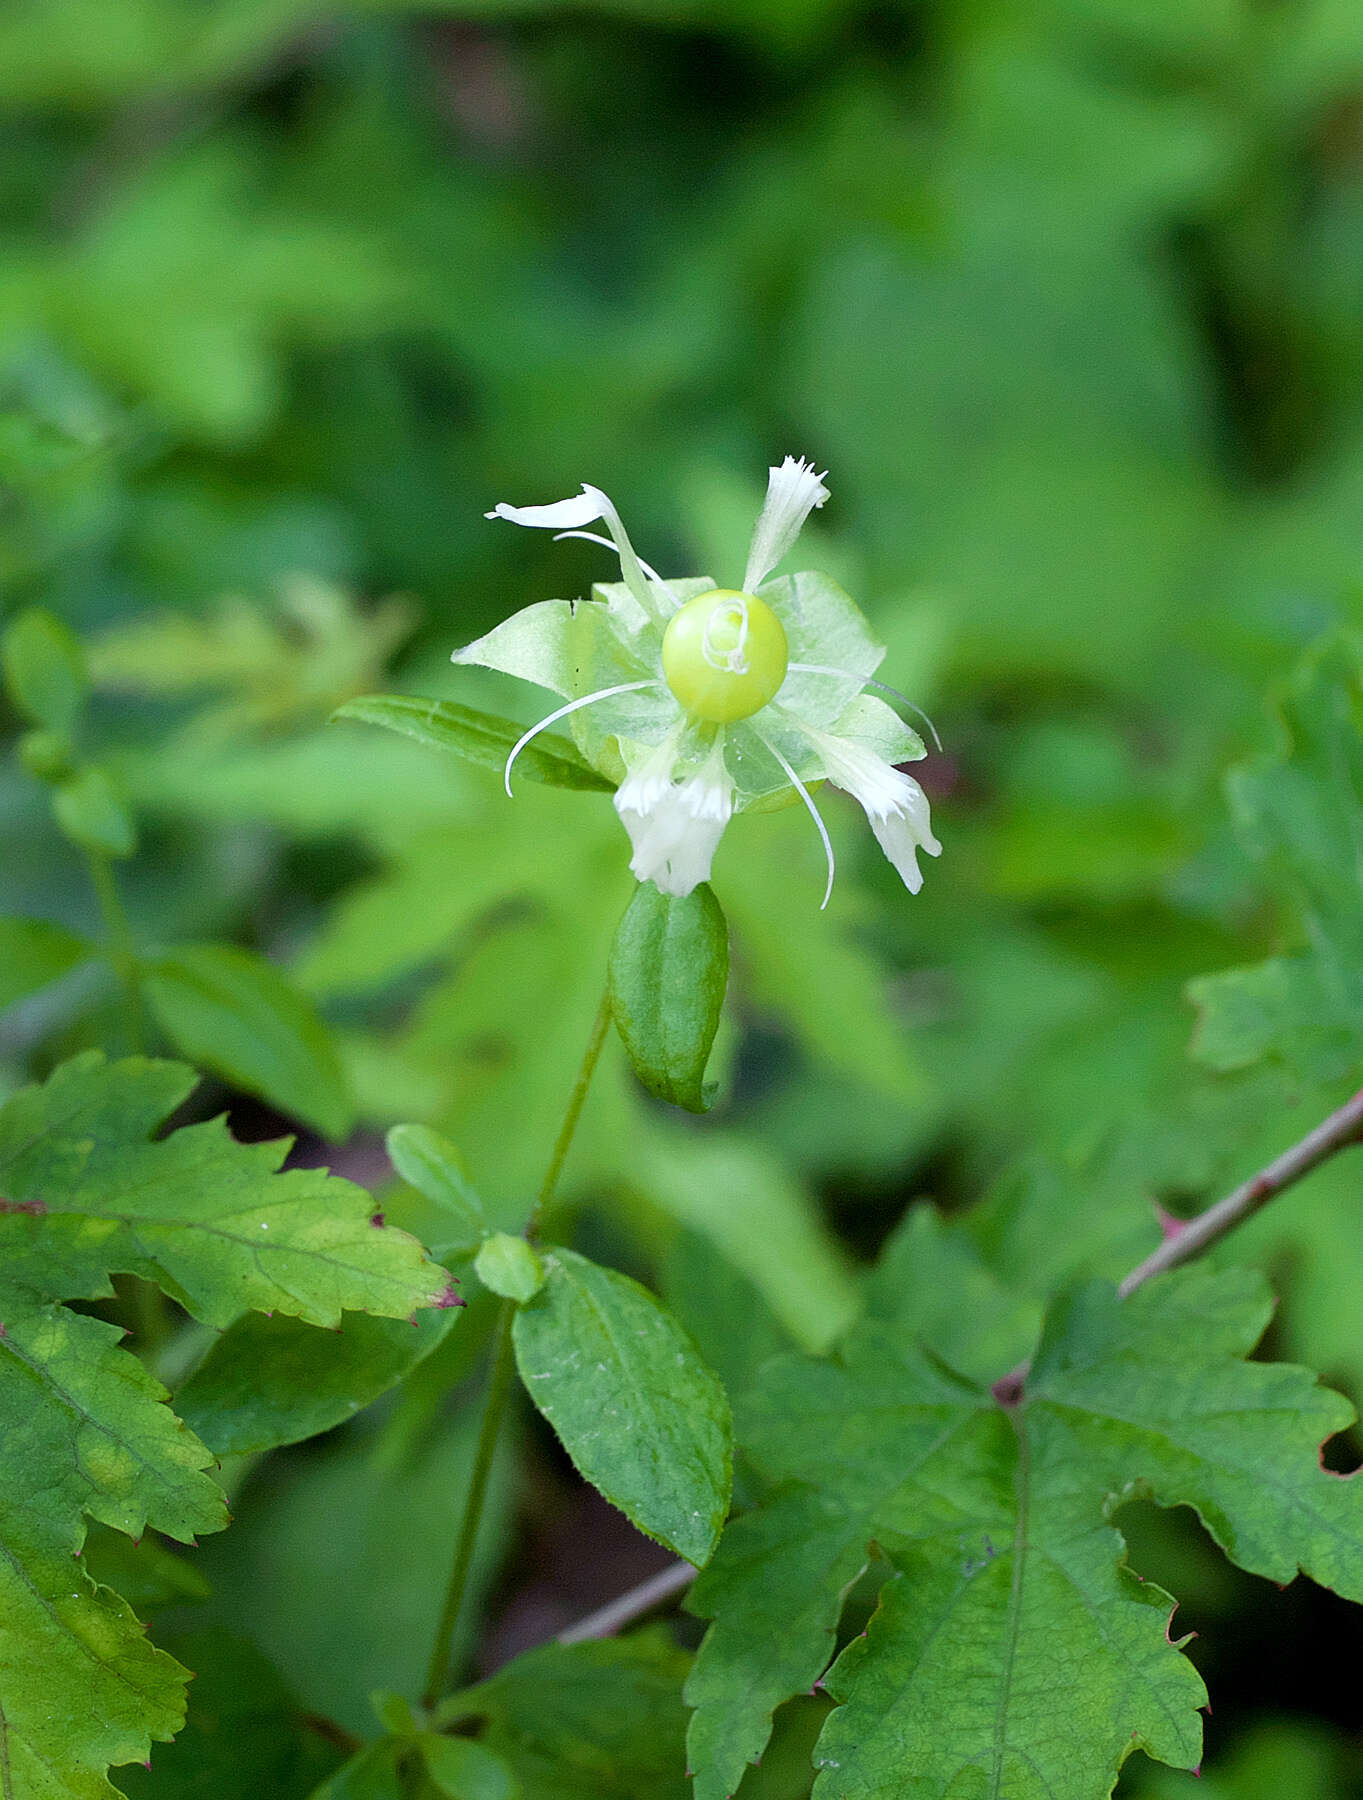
[614,737,734,897]
[807,727,940,895]
[743,456,830,592]
[486,484,666,621]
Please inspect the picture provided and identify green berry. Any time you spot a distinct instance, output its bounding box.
[661,589,788,723]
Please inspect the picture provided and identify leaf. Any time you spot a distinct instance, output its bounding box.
[512,1247,732,1565]
[176,1308,459,1457]
[53,764,138,858]
[2,604,87,733]
[0,1051,451,1798]
[419,1734,519,1800]
[473,1232,544,1303]
[608,881,728,1112]
[688,1263,1363,1800]
[308,1742,406,1800]
[333,695,614,791]
[119,1629,344,1799]
[441,1633,691,1800]
[0,914,91,1009]
[1188,634,1363,1083]
[385,1123,487,1255]
[143,942,354,1140]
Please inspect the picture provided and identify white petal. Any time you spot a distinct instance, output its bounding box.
[485,490,606,531]
[806,727,940,894]
[614,739,733,897]
[743,456,831,592]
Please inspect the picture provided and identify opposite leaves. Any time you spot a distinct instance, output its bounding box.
[687,1263,1363,1800]
[0,1051,453,1799]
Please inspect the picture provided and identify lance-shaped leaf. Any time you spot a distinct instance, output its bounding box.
[688,1264,1363,1800]
[334,694,615,791]
[0,1051,455,1799]
[513,1248,731,1565]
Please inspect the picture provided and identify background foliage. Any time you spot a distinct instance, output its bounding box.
[6,0,1363,1793]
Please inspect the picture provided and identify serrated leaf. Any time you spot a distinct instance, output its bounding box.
[0,1051,452,1799]
[689,1264,1363,1800]
[0,914,91,1009]
[176,1307,458,1457]
[334,695,614,791]
[440,1633,691,1800]
[1188,634,1363,1082]
[512,1248,731,1565]
[143,942,354,1140]
[2,604,87,734]
[608,881,728,1112]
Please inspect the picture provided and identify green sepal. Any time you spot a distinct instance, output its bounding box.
[333,694,615,791]
[370,1691,421,1738]
[608,881,728,1113]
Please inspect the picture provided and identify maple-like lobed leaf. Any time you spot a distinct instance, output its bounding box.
[688,1264,1363,1800]
[0,1052,455,1799]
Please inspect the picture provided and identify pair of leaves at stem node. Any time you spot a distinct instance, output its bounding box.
[687,1262,1363,1800]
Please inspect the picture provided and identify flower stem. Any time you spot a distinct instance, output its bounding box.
[420,983,614,1705]
[421,1297,516,1709]
[525,986,613,1243]
[85,850,143,1054]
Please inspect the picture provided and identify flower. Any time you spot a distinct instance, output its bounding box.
[455,457,940,904]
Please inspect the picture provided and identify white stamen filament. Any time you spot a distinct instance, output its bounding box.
[551,531,682,613]
[701,596,751,675]
[787,663,943,753]
[758,734,836,910]
[504,680,664,796]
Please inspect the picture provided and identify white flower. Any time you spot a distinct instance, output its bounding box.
[457,459,940,904]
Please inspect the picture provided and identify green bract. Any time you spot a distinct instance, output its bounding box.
[458,460,940,906]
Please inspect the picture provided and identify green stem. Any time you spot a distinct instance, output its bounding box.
[86,850,143,1053]
[525,986,613,1243]
[421,1297,516,1709]
[420,984,613,1706]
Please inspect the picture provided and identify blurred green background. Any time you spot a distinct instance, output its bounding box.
[6,1,1363,1793]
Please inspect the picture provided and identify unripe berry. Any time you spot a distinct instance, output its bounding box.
[661,589,788,723]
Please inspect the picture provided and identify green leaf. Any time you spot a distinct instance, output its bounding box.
[512,1248,731,1565]
[440,1633,691,1800]
[333,695,615,791]
[608,881,728,1112]
[144,942,354,1140]
[120,1630,344,1799]
[419,1734,519,1800]
[0,1050,451,1799]
[0,913,91,1009]
[176,1308,459,1457]
[1188,634,1363,1082]
[386,1123,487,1254]
[2,604,87,733]
[308,1742,406,1800]
[474,1232,544,1303]
[53,763,138,858]
[688,1264,1363,1800]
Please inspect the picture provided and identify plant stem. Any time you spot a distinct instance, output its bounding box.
[557,1558,697,1645]
[421,1297,516,1709]
[86,850,143,1053]
[1115,1083,1363,1296]
[421,984,613,1706]
[525,986,613,1243]
[993,1084,1363,1406]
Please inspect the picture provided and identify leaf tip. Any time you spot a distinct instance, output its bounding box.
[369,1211,385,1228]
[433,1282,466,1309]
